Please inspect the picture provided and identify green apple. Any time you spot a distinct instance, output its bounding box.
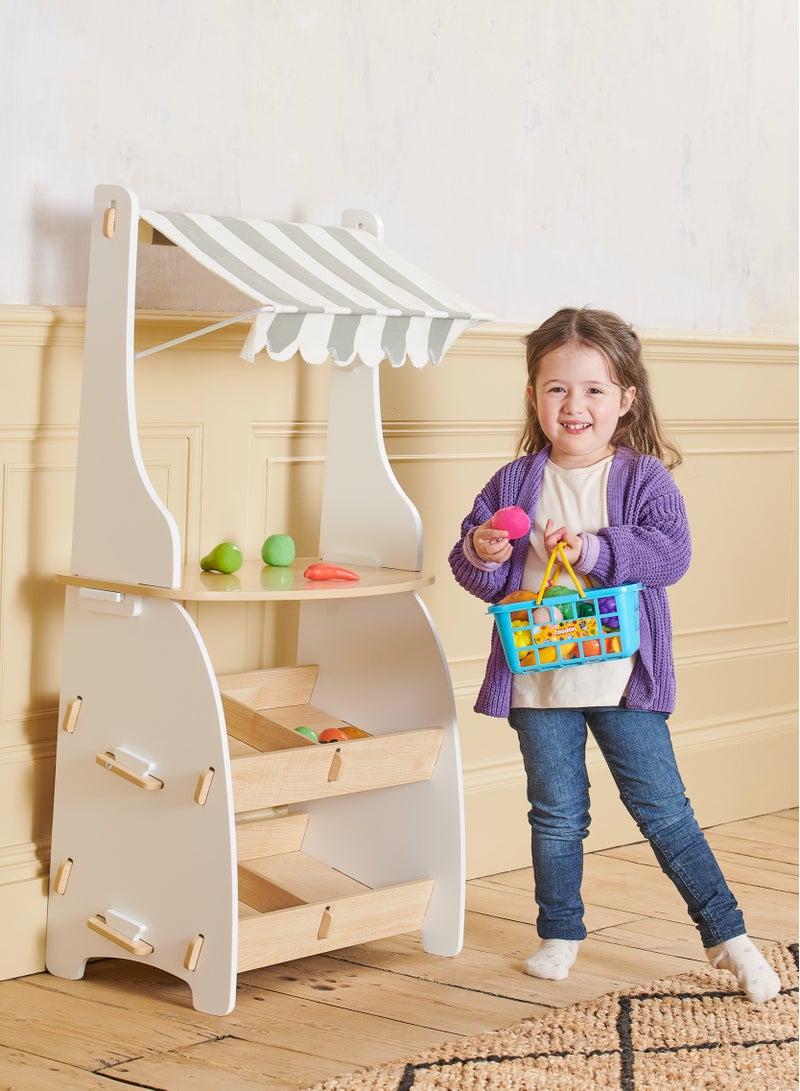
[261,533,296,567]
[200,542,243,574]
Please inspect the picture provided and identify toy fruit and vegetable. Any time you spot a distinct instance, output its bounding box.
[490,506,531,539]
[498,589,540,622]
[200,541,243,574]
[489,541,641,674]
[542,584,576,620]
[533,646,558,665]
[319,727,349,743]
[340,726,371,739]
[303,563,360,581]
[261,533,296,567]
[294,725,318,741]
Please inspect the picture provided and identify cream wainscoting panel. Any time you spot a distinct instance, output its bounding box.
[0,307,796,978]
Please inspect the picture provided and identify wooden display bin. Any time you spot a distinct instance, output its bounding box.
[221,665,445,809]
[220,664,443,969]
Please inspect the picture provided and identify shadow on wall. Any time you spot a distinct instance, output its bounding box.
[30,196,92,307]
[20,318,80,882]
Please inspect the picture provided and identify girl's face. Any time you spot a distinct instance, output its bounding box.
[530,341,635,468]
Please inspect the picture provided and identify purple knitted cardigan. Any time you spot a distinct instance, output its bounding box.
[448,445,691,716]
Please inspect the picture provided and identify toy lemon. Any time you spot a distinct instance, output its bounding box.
[511,620,533,648]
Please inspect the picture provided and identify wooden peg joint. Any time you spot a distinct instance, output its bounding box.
[53,858,73,895]
[62,697,82,734]
[317,906,333,940]
[327,748,343,782]
[102,205,117,238]
[184,933,205,971]
[194,768,215,805]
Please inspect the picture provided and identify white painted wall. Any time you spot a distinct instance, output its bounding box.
[3,0,796,333]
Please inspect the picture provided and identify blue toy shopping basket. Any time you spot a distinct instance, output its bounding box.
[488,542,643,674]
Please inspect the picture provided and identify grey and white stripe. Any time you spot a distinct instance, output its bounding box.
[140,208,489,367]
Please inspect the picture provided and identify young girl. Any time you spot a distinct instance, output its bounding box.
[448,307,780,1004]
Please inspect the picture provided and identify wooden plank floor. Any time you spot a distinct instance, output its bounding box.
[0,809,795,1090]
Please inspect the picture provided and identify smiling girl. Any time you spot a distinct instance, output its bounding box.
[448,307,779,1004]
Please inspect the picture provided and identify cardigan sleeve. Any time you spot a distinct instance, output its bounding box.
[448,482,512,603]
[447,453,543,604]
[582,454,692,589]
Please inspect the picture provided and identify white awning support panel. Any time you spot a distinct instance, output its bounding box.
[139,208,490,367]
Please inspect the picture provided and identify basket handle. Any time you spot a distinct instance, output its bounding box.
[536,542,587,604]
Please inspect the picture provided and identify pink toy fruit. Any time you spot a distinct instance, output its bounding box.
[490,506,531,540]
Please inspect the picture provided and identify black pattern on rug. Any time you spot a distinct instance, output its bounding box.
[397,944,799,1090]
[311,942,799,1091]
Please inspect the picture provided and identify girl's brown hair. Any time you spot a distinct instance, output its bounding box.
[517,307,682,469]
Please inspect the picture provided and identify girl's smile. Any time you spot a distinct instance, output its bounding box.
[530,341,636,468]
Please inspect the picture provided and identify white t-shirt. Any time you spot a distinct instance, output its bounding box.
[510,456,634,709]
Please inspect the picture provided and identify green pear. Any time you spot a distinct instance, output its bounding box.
[200,541,243,574]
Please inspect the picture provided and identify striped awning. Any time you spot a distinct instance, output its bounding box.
[139,208,491,367]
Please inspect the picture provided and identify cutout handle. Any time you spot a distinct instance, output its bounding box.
[96,751,164,791]
[87,913,154,956]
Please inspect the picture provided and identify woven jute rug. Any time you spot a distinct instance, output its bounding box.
[309,941,798,1091]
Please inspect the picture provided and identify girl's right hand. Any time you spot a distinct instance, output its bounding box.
[544,518,582,565]
[471,519,514,564]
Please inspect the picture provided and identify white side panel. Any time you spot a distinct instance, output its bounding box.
[46,588,237,1015]
[319,364,423,571]
[71,184,180,587]
[296,592,465,957]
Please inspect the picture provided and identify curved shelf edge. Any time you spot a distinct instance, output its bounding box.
[55,559,435,602]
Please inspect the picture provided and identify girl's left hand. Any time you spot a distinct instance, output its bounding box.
[544,518,582,565]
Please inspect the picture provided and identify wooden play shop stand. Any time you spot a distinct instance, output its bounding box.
[46,186,481,1015]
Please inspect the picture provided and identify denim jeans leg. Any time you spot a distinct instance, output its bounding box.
[509,707,591,941]
[585,705,746,948]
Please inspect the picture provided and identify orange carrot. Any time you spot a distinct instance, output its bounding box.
[303,563,360,581]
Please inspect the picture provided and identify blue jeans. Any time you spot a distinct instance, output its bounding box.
[509,704,746,949]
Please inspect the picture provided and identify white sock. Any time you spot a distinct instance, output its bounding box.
[524,939,581,981]
[706,934,781,1003]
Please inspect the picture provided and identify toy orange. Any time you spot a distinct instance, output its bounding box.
[498,589,539,622]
